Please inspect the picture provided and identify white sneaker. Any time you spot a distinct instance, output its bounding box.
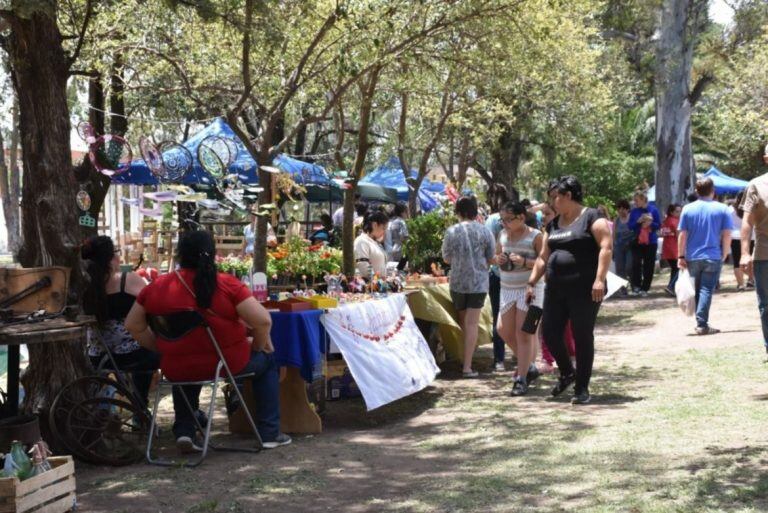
[494,362,506,372]
[263,433,292,449]
[176,436,203,454]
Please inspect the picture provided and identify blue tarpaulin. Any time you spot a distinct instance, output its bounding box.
[647,166,748,202]
[360,156,445,211]
[112,118,339,193]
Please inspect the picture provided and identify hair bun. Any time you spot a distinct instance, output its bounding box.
[81,239,94,260]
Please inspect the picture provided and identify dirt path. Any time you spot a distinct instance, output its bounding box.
[75,276,768,513]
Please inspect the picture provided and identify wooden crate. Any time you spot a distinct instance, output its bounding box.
[0,456,76,513]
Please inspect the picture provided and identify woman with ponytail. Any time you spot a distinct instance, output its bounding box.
[125,230,290,453]
[81,236,160,410]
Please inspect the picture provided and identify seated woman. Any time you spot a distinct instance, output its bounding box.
[81,236,160,410]
[354,211,389,277]
[125,230,291,453]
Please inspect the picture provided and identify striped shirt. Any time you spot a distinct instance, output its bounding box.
[499,227,540,289]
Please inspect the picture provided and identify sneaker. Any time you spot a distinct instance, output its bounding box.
[639,290,649,297]
[737,285,746,292]
[176,435,204,454]
[494,362,506,372]
[571,390,591,405]
[695,326,721,336]
[664,286,675,297]
[263,433,292,449]
[462,370,479,378]
[526,365,541,385]
[747,280,755,289]
[627,289,640,297]
[510,377,528,396]
[551,373,576,397]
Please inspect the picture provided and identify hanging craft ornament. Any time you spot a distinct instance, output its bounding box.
[89,135,133,176]
[78,212,97,227]
[157,141,193,182]
[76,121,96,145]
[139,136,166,178]
[76,190,91,211]
[200,136,232,167]
[222,137,239,165]
[198,141,226,178]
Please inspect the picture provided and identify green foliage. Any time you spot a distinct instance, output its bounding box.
[403,207,456,272]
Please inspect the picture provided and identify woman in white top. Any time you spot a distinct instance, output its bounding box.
[242,210,277,256]
[354,211,389,278]
[495,201,543,396]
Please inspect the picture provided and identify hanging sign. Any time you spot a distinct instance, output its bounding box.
[78,213,96,227]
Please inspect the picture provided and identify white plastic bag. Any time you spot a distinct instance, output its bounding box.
[675,268,695,316]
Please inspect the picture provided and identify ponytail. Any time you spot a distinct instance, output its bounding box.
[81,236,115,325]
[177,231,218,309]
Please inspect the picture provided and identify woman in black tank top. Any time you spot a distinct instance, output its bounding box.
[82,236,160,408]
[524,177,613,405]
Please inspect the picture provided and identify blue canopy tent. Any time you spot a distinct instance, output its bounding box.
[113,118,343,202]
[647,166,748,202]
[360,157,445,211]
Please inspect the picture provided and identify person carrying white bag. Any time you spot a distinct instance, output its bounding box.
[674,268,696,316]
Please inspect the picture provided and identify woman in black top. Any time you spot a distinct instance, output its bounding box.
[526,176,612,404]
[82,236,160,408]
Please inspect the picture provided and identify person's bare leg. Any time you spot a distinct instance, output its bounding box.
[514,307,535,380]
[462,307,482,373]
[735,267,745,288]
[497,307,517,370]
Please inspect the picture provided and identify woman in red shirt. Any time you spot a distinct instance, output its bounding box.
[661,204,681,296]
[126,231,291,453]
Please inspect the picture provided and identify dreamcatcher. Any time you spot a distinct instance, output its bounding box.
[157,141,194,182]
[76,121,132,177]
[138,136,165,178]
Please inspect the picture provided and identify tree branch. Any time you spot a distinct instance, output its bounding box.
[227,0,254,121]
[689,73,715,107]
[66,0,94,69]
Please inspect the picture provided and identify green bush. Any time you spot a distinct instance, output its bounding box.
[404,207,457,272]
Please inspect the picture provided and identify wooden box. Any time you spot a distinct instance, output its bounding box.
[262,298,313,313]
[0,456,76,513]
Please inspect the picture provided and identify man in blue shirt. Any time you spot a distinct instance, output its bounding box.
[677,178,733,335]
[627,191,662,296]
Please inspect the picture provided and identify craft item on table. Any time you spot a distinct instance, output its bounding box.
[175,193,207,203]
[259,165,281,174]
[252,272,268,301]
[223,188,246,211]
[157,141,193,182]
[139,136,165,177]
[143,190,178,202]
[120,197,141,206]
[198,141,226,178]
[89,134,132,176]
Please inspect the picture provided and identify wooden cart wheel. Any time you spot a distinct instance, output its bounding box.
[48,375,137,461]
[63,396,149,466]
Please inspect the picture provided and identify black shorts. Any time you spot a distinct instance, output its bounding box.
[450,291,487,310]
[731,239,755,268]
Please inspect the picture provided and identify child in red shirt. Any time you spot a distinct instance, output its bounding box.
[661,204,681,296]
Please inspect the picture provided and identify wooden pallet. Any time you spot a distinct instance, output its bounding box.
[0,456,76,513]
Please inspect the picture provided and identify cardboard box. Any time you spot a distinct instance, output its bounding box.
[326,358,361,400]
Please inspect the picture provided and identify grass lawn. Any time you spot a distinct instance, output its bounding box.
[77,278,768,513]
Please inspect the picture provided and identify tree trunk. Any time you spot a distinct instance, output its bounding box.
[4,8,91,412]
[0,101,22,254]
[654,0,707,215]
[343,67,382,275]
[491,125,524,195]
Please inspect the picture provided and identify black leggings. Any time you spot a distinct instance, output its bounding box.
[631,244,657,292]
[542,285,601,393]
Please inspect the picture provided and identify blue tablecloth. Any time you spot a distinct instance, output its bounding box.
[270,309,325,382]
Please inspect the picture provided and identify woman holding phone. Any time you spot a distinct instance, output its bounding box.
[495,201,544,396]
[526,176,612,405]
